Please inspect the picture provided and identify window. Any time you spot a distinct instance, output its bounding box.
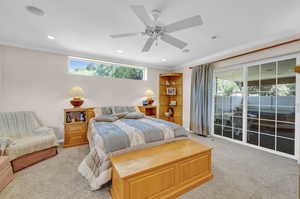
[214,57,297,156]
[68,57,146,80]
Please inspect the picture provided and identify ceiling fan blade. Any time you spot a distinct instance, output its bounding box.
[110,32,140,38]
[142,37,155,52]
[164,15,203,33]
[161,34,187,49]
[130,5,155,27]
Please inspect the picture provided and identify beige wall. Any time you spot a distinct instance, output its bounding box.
[0,45,167,140]
[175,41,300,131]
[172,66,192,130]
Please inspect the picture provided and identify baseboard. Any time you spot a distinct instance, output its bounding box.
[57,139,64,144]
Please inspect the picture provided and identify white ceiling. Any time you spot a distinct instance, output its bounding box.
[1,0,300,69]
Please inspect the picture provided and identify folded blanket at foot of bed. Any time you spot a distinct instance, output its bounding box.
[78,117,189,190]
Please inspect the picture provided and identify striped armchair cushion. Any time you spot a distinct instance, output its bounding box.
[0,112,40,138]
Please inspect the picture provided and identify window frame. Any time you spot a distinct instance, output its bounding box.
[68,56,147,81]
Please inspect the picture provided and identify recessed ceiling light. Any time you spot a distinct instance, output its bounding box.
[116,50,123,53]
[162,58,167,62]
[183,49,190,53]
[211,35,217,40]
[26,6,45,16]
[47,35,55,40]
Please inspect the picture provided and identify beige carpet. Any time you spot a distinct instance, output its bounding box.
[0,135,298,199]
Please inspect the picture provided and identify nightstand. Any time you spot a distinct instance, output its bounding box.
[64,108,94,148]
[138,106,157,118]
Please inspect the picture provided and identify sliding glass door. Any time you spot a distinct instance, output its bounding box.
[214,56,297,157]
[214,68,244,140]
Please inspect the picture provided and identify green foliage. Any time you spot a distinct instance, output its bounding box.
[86,63,97,71]
[113,66,143,80]
[84,63,143,80]
[217,78,295,97]
[273,84,295,96]
[95,64,113,77]
[216,78,242,96]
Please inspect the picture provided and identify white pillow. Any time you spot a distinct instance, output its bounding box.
[94,115,118,122]
[124,112,145,119]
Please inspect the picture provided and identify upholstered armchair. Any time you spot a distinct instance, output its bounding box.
[0,111,58,171]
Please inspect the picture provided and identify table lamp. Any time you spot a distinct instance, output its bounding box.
[69,86,84,108]
[144,89,154,105]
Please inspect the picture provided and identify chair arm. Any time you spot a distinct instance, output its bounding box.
[0,138,15,156]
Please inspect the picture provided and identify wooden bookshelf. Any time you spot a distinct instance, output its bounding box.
[159,73,183,125]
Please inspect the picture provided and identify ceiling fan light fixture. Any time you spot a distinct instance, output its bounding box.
[116,50,124,53]
[26,6,45,16]
[161,58,167,62]
[152,9,161,21]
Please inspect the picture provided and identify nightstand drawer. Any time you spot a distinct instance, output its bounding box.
[65,123,86,132]
[64,132,87,146]
[65,131,85,138]
[68,134,85,142]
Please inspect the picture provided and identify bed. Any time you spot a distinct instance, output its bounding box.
[78,106,189,190]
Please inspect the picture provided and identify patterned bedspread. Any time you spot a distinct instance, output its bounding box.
[78,117,189,190]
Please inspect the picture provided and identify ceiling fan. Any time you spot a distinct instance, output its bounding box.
[110,5,203,52]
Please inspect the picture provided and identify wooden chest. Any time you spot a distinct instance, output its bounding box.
[0,156,14,191]
[110,139,213,199]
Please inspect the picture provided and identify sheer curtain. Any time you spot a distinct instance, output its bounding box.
[190,64,214,136]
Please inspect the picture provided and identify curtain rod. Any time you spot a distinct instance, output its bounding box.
[188,37,300,69]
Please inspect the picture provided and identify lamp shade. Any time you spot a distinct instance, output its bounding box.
[69,86,84,99]
[144,89,154,97]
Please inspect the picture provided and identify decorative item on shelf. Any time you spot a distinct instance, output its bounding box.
[142,100,148,106]
[171,81,176,86]
[66,113,72,123]
[165,80,170,86]
[144,89,154,105]
[164,107,174,117]
[66,111,85,123]
[80,112,85,121]
[169,100,177,106]
[69,86,84,108]
[166,88,176,95]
